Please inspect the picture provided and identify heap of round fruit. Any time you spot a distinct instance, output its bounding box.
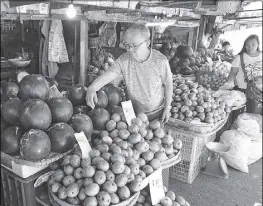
[92,111,182,178]
[48,113,182,206]
[135,186,190,206]
[197,61,231,90]
[169,45,207,76]
[170,75,231,124]
[198,73,228,91]
[0,74,97,162]
[49,146,140,206]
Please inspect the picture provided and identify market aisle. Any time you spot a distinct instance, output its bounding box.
[169,159,262,206]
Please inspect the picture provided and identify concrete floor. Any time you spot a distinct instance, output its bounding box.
[169,159,262,206]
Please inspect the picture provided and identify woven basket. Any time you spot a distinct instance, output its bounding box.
[140,151,182,190]
[161,151,182,169]
[167,115,228,134]
[1,146,75,167]
[49,187,139,206]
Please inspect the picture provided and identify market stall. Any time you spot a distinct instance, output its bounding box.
[1,1,262,206]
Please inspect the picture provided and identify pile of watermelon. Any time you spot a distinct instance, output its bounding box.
[0,73,123,162]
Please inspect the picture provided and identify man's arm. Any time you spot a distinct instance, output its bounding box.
[89,70,118,92]
[164,72,173,108]
[86,70,118,109]
[161,60,173,123]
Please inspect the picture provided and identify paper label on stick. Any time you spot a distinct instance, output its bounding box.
[149,168,165,205]
[74,132,92,159]
[121,100,136,126]
[49,85,63,98]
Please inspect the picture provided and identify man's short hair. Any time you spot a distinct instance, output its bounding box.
[222,41,230,47]
[126,24,151,39]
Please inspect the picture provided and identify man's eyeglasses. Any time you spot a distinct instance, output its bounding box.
[123,40,147,50]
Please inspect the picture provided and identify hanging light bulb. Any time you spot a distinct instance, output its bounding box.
[66,3,76,19]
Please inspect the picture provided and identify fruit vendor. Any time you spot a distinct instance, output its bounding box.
[220,34,262,113]
[86,24,173,122]
[217,41,235,62]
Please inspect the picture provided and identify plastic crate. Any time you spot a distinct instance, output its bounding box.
[162,168,170,189]
[1,166,50,206]
[165,125,222,184]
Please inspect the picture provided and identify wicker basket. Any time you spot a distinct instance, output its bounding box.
[140,152,181,190]
[167,115,228,134]
[182,74,196,82]
[1,146,74,167]
[49,187,139,206]
[165,120,226,184]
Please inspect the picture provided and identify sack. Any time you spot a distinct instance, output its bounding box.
[219,129,251,173]
[231,113,263,165]
[248,136,262,165]
[232,113,262,135]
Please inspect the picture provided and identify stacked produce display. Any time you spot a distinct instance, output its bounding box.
[1,75,80,161]
[136,186,190,206]
[170,75,231,124]
[196,61,232,90]
[49,109,182,205]
[0,72,184,205]
[169,45,209,76]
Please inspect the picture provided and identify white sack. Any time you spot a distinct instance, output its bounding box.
[219,129,251,173]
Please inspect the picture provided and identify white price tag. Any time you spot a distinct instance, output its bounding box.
[121,100,136,126]
[149,168,165,205]
[74,132,92,159]
[49,85,63,98]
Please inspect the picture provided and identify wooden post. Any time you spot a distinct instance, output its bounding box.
[197,15,207,43]
[79,19,89,85]
[187,29,194,47]
[193,26,199,50]
[150,27,154,49]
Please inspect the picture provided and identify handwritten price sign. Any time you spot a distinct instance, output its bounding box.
[74,131,92,159]
[149,168,165,205]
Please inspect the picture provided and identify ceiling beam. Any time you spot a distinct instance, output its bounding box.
[0,12,87,21]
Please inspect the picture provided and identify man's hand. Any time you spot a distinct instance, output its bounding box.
[161,107,171,123]
[85,87,98,109]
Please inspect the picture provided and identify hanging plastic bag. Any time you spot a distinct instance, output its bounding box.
[220,129,251,173]
[48,20,69,63]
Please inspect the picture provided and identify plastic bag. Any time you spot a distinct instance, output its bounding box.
[232,113,262,133]
[231,113,262,164]
[219,129,251,173]
[248,136,262,165]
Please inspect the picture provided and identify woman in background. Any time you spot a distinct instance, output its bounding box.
[220,34,262,114]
